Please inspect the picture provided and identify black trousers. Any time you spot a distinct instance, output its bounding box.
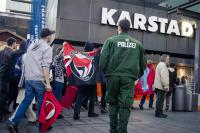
[100,84,107,109]
[155,88,166,114]
[7,79,19,110]
[166,87,174,108]
[74,85,96,115]
[0,77,9,116]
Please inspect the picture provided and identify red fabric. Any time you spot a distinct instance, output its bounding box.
[147,64,155,94]
[134,81,143,95]
[38,92,62,132]
[134,64,155,95]
[61,86,78,109]
[63,42,76,77]
[63,42,100,86]
[63,42,100,78]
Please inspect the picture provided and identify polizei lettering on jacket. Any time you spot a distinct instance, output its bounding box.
[118,41,136,48]
[101,7,194,37]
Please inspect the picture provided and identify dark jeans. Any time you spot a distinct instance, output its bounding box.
[140,94,154,108]
[155,88,166,114]
[53,81,64,102]
[74,85,96,115]
[101,84,107,109]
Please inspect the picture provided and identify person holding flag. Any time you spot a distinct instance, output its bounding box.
[138,60,155,110]
[7,28,55,133]
[73,42,99,120]
[100,19,147,133]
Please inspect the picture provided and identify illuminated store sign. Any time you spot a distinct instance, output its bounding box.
[101,7,194,37]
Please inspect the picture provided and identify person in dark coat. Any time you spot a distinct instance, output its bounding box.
[7,41,27,111]
[73,42,99,120]
[96,47,107,114]
[0,37,26,121]
[166,63,177,111]
[99,74,107,114]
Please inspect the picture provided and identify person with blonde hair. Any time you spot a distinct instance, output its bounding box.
[139,60,155,110]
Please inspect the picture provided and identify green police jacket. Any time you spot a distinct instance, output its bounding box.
[99,32,147,80]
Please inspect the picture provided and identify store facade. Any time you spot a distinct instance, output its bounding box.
[51,0,197,82]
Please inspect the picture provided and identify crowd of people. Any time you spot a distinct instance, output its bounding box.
[0,19,180,133]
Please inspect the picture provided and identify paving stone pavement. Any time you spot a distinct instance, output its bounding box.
[0,105,200,133]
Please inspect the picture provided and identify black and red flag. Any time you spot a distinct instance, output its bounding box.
[63,42,100,86]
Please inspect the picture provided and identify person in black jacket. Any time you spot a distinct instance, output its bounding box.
[0,37,26,121]
[73,42,99,120]
[7,41,27,111]
[96,47,107,114]
[166,63,177,111]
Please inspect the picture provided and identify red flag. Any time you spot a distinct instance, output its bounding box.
[134,64,155,95]
[63,42,100,86]
[38,91,62,132]
[134,81,144,95]
[61,86,78,109]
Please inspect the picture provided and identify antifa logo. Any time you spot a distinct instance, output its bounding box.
[70,53,95,81]
[45,100,56,120]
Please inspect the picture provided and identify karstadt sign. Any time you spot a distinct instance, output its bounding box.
[101,7,194,37]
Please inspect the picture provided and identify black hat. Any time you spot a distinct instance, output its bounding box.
[40,28,55,38]
[84,42,94,52]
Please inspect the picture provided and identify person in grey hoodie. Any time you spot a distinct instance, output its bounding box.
[7,28,55,133]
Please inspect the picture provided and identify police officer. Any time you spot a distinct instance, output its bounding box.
[99,19,147,133]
